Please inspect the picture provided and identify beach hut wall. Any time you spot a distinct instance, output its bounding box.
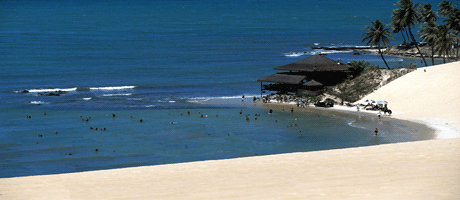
[274,54,350,72]
[257,74,306,85]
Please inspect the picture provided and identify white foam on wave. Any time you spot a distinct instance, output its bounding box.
[155,100,176,103]
[82,97,92,101]
[285,52,307,57]
[90,86,135,90]
[284,49,353,57]
[24,87,77,93]
[310,49,354,55]
[354,45,373,48]
[102,93,132,97]
[347,120,369,130]
[188,94,259,102]
[415,119,460,139]
[127,98,143,101]
[29,101,47,105]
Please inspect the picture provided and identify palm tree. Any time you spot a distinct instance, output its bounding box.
[418,4,438,23]
[433,25,455,63]
[417,3,438,65]
[392,0,428,66]
[391,16,409,45]
[419,21,438,65]
[441,4,460,60]
[438,0,454,17]
[362,20,394,69]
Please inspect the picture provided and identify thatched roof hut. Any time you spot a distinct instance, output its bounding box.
[303,79,323,87]
[274,54,350,72]
[257,74,306,84]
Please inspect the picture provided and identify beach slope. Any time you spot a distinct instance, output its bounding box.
[358,61,460,138]
[1,138,459,199]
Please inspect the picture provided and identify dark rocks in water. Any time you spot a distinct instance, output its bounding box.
[20,90,29,93]
[36,91,67,96]
[314,101,334,108]
[47,92,60,96]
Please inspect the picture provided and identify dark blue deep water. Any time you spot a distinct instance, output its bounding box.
[0,0,441,178]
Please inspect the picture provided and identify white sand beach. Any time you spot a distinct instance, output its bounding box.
[357,61,460,138]
[1,61,459,199]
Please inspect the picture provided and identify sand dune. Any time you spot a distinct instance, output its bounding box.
[1,138,459,199]
[358,61,460,138]
[1,62,459,199]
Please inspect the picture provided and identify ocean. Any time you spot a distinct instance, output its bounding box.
[0,0,441,178]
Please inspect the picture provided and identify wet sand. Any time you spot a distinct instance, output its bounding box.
[1,61,459,199]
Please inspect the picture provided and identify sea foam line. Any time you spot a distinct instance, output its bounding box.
[347,120,369,130]
[29,101,47,105]
[89,86,135,90]
[188,94,260,101]
[284,50,353,57]
[102,93,132,97]
[22,87,77,93]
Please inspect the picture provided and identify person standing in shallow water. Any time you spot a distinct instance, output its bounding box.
[375,128,378,136]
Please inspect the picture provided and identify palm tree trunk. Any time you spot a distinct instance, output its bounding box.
[403,27,410,45]
[447,49,450,63]
[378,46,390,69]
[401,31,407,44]
[408,27,428,66]
[443,50,446,63]
[455,37,460,60]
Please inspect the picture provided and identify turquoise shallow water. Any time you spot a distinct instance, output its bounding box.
[0,0,442,178]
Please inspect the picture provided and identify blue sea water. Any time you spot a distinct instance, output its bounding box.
[0,0,442,178]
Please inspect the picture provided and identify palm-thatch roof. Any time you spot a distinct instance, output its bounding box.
[257,74,306,84]
[274,55,350,72]
[303,79,323,87]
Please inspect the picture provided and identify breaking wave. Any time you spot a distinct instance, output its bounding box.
[18,87,77,93]
[284,49,353,57]
[89,86,135,90]
[29,101,47,105]
[102,93,132,97]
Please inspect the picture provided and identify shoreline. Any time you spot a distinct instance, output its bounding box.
[1,62,459,199]
[262,101,459,140]
[314,45,459,60]
[259,61,460,139]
